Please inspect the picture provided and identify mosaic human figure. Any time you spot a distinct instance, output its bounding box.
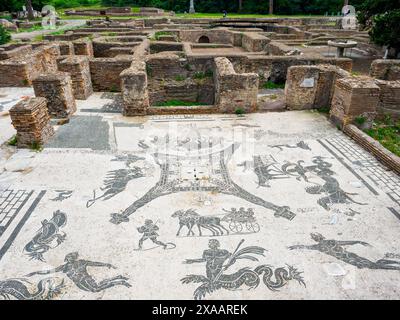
[289,233,400,270]
[137,219,172,250]
[25,252,131,292]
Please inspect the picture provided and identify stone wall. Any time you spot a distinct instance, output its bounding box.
[233,55,353,84]
[241,33,270,52]
[149,41,183,54]
[330,77,380,128]
[32,72,76,118]
[179,29,234,44]
[73,39,94,57]
[0,44,60,87]
[89,56,133,92]
[214,57,258,113]
[120,60,149,116]
[0,45,32,60]
[58,56,93,100]
[374,80,400,120]
[146,53,215,106]
[285,65,350,110]
[9,97,54,148]
[370,59,400,81]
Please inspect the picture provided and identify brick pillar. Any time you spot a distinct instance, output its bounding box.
[73,39,94,57]
[9,97,54,148]
[120,61,149,116]
[58,56,93,100]
[32,72,77,118]
[214,57,258,113]
[330,77,380,128]
[375,80,400,120]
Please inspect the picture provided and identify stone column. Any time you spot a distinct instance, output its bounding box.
[9,97,54,148]
[32,72,77,118]
[120,61,149,116]
[189,0,195,14]
[330,77,380,128]
[58,56,93,100]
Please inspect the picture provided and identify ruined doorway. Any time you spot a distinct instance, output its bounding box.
[198,36,210,43]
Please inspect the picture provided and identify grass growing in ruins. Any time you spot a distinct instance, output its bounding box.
[317,106,330,114]
[193,70,214,80]
[153,31,173,41]
[7,135,17,146]
[235,108,245,115]
[262,81,285,89]
[364,116,400,157]
[30,141,43,152]
[175,75,186,81]
[154,100,206,107]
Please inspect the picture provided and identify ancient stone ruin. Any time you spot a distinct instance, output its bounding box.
[0,15,398,147]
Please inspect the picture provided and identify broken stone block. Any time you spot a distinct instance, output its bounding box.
[285,65,350,110]
[32,72,77,118]
[330,77,380,128]
[120,60,149,116]
[9,97,54,148]
[58,56,93,100]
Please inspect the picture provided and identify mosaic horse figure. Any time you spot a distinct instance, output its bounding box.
[0,278,64,300]
[24,210,67,262]
[172,209,230,237]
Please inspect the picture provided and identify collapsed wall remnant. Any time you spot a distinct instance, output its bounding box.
[73,38,94,57]
[374,80,400,120]
[32,72,77,118]
[370,59,400,81]
[0,44,60,87]
[214,57,259,113]
[120,60,149,116]
[330,77,380,128]
[285,65,350,110]
[9,97,54,148]
[58,56,93,100]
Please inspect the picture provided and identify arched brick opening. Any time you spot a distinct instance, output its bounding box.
[198,36,210,43]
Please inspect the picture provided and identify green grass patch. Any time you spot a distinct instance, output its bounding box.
[7,135,17,146]
[235,108,245,115]
[30,141,43,152]
[317,106,330,114]
[364,118,400,157]
[263,81,285,89]
[193,70,213,80]
[154,100,206,107]
[153,31,173,41]
[174,75,186,81]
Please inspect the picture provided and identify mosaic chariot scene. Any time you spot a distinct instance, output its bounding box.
[0,0,400,300]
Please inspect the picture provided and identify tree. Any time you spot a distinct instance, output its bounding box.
[357,0,400,58]
[238,0,242,12]
[269,0,273,15]
[0,25,11,45]
[369,10,400,58]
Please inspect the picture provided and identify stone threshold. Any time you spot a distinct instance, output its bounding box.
[343,124,400,175]
[147,105,219,115]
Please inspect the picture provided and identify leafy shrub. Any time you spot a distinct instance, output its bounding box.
[0,25,11,45]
